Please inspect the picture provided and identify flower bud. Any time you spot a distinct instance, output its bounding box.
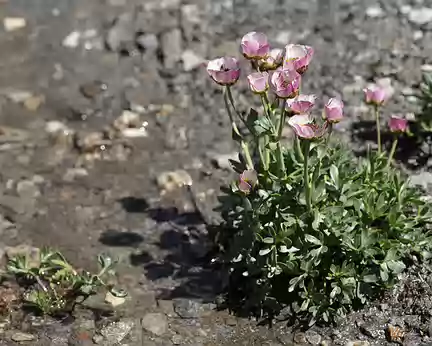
[238,169,258,194]
[207,57,240,86]
[388,116,408,133]
[324,98,344,123]
[283,44,314,74]
[363,85,387,106]
[269,69,301,99]
[247,72,269,94]
[241,32,270,60]
[288,114,327,139]
[286,94,317,114]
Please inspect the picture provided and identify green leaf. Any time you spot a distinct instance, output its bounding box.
[253,117,273,136]
[262,237,274,244]
[246,108,258,128]
[305,234,321,246]
[363,274,378,283]
[387,260,406,274]
[330,164,339,187]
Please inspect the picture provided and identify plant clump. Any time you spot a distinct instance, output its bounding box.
[6,248,126,316]
[207,31,432,325]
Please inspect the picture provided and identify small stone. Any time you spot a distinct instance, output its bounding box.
[182,50,204,71]
[105,291,126,307]
[4,90,32,103]
[16,179,40,199]
[409,172,432,189]
[400,5,412,15]
[105,13,134,52]
[173,299,201,319]
[414,30,423,40]
[422,65,432,73]
[275,31,291,45]
[99,319,135,345]
[209,152,238,170]
[366,6,384,18]
[62,31,81,48]
[305,330,321,345]
[407,7,432,25]
[3,17,26,32]
[160,29,183,69]
[121,128,148,138]
[171,334,182,345]
[136,33,158,52]
[141,313,168,336]
[293,332,307,344]
[157,170,193,191]
[345,342,370,346]
[63,168,89,182]
[23,95,44,111]
[11,331,36,342]
[157,300,175,316]
[92,334,104,344]
[80,81,108,99]
[165,125,188,149]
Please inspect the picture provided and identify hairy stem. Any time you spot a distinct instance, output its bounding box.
[276,100,287,177]
[387,138,398,169]
[375,105,381,154]
[303,140,311,211]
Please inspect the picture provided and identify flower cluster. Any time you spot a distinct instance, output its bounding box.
[206,31,430,326]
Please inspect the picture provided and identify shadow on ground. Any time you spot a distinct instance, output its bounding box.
[101,195,222,303]
[351,120,432,169]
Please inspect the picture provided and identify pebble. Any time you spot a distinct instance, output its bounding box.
[63,168,89,182]
[413,30,423,40]
[157,170,193,191]
[104,291,126,307]
[421,64,432,73]
[173,298,202,319]
[105,13,134,52]
[305,330,321,345]
[171,334,182,345]
[23,95,44,111]
[62,31,81,48]
[3,17,26,32]
[136,33,159,52]
[366,6,384,18]
[16,179,40,199]
[99,319,135,345]
[293,332,307,344]
[160,29,183,69]
[407,7,432,25]
[4,90,33,103]
[182,50,205,71]
[409,172,432,189]
[209,152,238,170]
[11,331,36,342]
[121,127,148,138]
[141,313,168,336]
[345,342,370,346]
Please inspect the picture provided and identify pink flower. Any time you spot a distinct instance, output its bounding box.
[269,69,301,99]
[283,44,314,74]
[207,57,240,86]
[324,98,344,123]
[259,48,283,70]
[288,114,327,139]
[286,94,317,114]
[238,169,258,194]
[388,116,408,133]
[241,32,270,59]
[363,84,387,106]
[247,71,269,94]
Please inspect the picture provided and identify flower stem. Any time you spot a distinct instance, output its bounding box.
[386,137,398,169]
[375,105,381,154]
[223,87,254,169]
[276,100,287,177]
[303,140,311,211]
[326,123,333,145]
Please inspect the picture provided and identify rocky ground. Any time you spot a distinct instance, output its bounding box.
[1,0,432,345]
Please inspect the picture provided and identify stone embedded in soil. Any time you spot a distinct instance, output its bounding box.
[366,6,384,18]
[23,94,44,111]
[99,319,135,345]
[141,312,168,336]
[3,17,26,32]
[104,291,126,307]
[157,170,193,191]
[182,50,205,72]
[293,332,307,344]
[407,7,432,26]
[208,152,239,170]
[409,172,432,189]
[63,168,89,182]
[62,31,81,48]
[11,331,36,342]
[160,29,183,69]
[305,330,321,345]
[80,81,108,99]
[345,342,370,346]
[136,33,159,52]
[173,298,202,319]
[105,13,135,52]
[3,89,33,103]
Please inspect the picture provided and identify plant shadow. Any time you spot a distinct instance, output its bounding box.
[351,120,432,169]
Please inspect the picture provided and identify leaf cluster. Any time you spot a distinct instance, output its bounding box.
[215,143,432,325]
[7,248,126,315]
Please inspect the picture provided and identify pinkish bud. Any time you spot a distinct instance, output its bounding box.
[283,44,314,74]
[324,98,344,123]
[269,69,301,99]
[207,57,240,86]
[238,169,258,194]
[247,72,269,94]
[286,94,317,114]
[363,85,387,106]
[259,48,283,71]
[288,114,327,139]
[388,116,408,133]
[241,32,270,60]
